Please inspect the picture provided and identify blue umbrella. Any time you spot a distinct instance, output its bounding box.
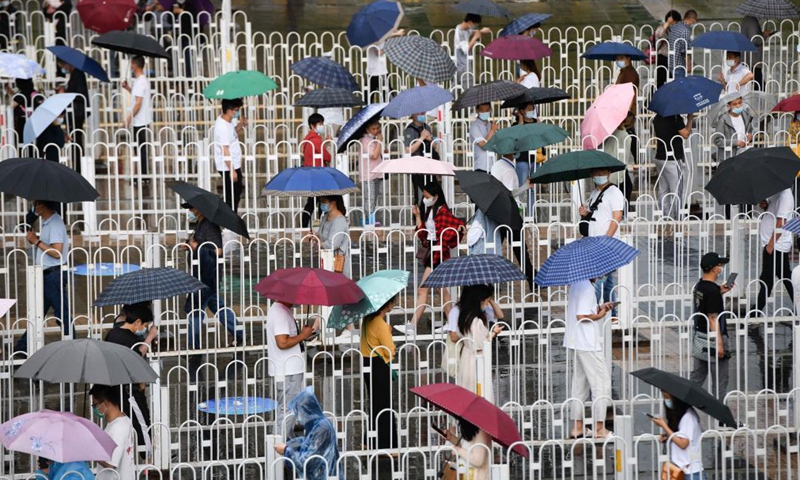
[346,0,404,48]
[382,85,453,118]
[534,237,639,287]
[581,41,647,61]
[23,93,78,144]
[336,102,388,153]
[648,75,723,116]
[290,57,359,91]
[0,53,45,79]
[422,254,526,288]
[262,166,359,197]
[46,46,110,82]
[691,31,757,52]
[499,13,552,37]
[782,217,800,235]
[73,262,141,277]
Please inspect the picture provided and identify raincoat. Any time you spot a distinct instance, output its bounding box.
[37,461,95,480]
[283,387,342,479]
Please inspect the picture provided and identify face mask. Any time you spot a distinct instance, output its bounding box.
[615,60,627,69]
[592,175,608,186]
[136,326,148,338]
[795,114,800,121]
[320,203,330,213]
[59,68,67,75]
[415,115,426,123]
[93,405,105,419]
[731,106,744,115]
[233,110,241,120]
[54,118,63,126]
[187,211,197,222]
[478,112,490,121]
[422,197,435,207]
[726,59,736,67]
[0,1,10,7]
[525,110,536,120]
[315,125,324,134]
[664,399,674,410]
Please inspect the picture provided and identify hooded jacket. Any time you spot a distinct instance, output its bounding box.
[283,387,342,480]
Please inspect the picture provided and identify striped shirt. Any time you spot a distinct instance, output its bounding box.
[668,21,693,74]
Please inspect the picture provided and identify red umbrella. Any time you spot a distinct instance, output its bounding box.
[480,35,552,61]
[77,0,137,34]
[254,267,364,306]
[772,94,800,112]
[410,383,529,458]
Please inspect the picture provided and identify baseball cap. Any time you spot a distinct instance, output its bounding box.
[700,252,729,272]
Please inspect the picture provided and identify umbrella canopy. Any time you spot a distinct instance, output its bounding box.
[0,157,99,203]
[771,94,800,112]
[46,46,110,82]
[501,86,570,109]
[328,270,409,329]
[23,93,78,144]
[373,157,456,176]
[0,299,15,318]
[481,35,552,61]
[290,57,358,91]
[648,75,723,116]
[336,102,387,153]
[453,0,511,18]
[456,170,523,232]
[691,31,757,52]
[346,0,404,48]
[708,90,778,126]
[529,150,626,184]
[262,166,359,197]
[535,236,639,287]
[483,123,569,155]
[91,31,170,59]
[93,267,205,306]
[384,36,456,84]
[422,254,526,288]
[203,70,278,99]
[254,267,364,306]
[704,147,800,204]
[296,88,364,108]
[411,383,528,458]
[0,410,116,463]
[735,0,799,18]
[77,0,136,34]
[16,338,158,385]
[0,53,45,79]
[630,368,738,428]
[167,181,250,238]
[580,83,636,150]
[581,41,647,61]
[780,217,800,235]
[382,85,453,118]
[452,80,528,111]
[499,13,552,37]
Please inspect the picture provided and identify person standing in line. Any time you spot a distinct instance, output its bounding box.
[741,15,771,91]
[455,285,504,399]
[33,96,68,164]
[654,10,681,88]
[213,98,247,213]
[7,78,37,144]
[751,188,795,314]
[300,113,332,229]
[55,59,88,173]
[649,391,706,480]
[469,103,499,173]
[359,119,384,226]
[90,384,136,480]
[43,0,71,47]
[403,111,440,206]
[713,91,754,161]
[513,100,539,216]
[365,28,404,103]
[454,13,490,88]
[652,113,693,223]
[614,53,640,182]
[123,55,153,182]
[667,9,698,79]
[716,51,754,95]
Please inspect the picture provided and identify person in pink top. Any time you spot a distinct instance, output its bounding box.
[359,119,384,226]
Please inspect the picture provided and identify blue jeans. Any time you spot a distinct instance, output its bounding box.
[185,288,242,349]
[15,270,71,352]
[515,160,534,216]
[686,472,706,480]
[593,272,617,317]
[468,209,500,255]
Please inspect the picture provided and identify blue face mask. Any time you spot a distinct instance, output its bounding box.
[315,125,324,134]
[59,67,67,75]
[796,114,800,122]
[478,112,490,121]
[135,325,148,338]
[416,115,427,123]
[731,106,745,115]
[615,60,627,69]
[593,175,608,186]
[320,203,330,213]
[664,398,674,410]
[187,211,197,222]
[233,110,241,120]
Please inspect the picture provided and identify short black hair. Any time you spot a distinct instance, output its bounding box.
[221,98,243,113]
[308,113,324,127]
[684,9,697,20]
[727,51,742,58]
[89,384,122,408]
[131,55,145,69]
[465,13,482,24]
[33,200,56,211]
[122,303,153,325]
[665,10,681,22]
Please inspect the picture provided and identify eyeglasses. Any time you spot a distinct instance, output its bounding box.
[91,401,104,408]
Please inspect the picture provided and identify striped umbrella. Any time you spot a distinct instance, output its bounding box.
[535,236,639,287]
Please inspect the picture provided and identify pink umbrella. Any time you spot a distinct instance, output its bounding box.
[372,157,457,176]
[0,410,116,462]
[480,35,552,61]
[580,83,635,150]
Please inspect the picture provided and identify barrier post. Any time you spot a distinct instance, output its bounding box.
[266,434,285,480]
[26,265,44,354]
[151,368,170,470]
[614,414,633,480]
[81,155,98,238]
[794,325,800,429]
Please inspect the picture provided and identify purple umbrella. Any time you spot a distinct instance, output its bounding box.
[480,35,552,61]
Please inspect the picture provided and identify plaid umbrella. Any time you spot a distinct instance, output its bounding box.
[422,254,526,288]
[453,0,511,18]
[452,80,528,111]
[296,88,364,108]
[535,236,639,287]
[336,103,388,153]
[500,13,552,37]
[262,166,359,197]
[501,87,570,108]
[382,84,453,118]
[384,36,456,84]
[328,270,409,329]
[290,57,359,91]
[93,267,205,306]
[735,0,799,18]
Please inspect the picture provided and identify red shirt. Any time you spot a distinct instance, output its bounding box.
[302,131,332,167]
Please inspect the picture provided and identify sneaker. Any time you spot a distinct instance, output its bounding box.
[393,323,416,336]
[433,325,447,335]
[306,337,323,348]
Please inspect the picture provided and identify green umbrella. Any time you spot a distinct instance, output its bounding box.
[203,70,279,99]
[483,123,569,155]
[328,270,409,329]
[529,150,626,184]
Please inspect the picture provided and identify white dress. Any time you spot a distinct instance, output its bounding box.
[456,317,492,400]
[456,429,492,480]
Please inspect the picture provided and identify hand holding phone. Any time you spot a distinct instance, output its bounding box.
[723,273,737,289]
[644,412,655,419]
[431,423,447,437]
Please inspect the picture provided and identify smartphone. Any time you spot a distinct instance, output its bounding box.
[305,317,317,328]
[612,301,622,307]
[644,412,655,419]
[724,273,738,289]
[431,423,447,438]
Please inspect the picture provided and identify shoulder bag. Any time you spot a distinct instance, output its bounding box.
[579,186,610,237]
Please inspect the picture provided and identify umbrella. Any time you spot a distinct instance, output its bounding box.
[501,86,570,109]
[0,299,16,318]
[648,75,723,117]
[708,90,778,126]
[483,123,569,155]
[0,53,45,79]
[780,217,800,235]
[23,93,78,144]
[0,410,116,463]
[372,157,456,176]
[411,383,528,458]
[296,88,364,108]
[0,158,99,203]
[735,0,799,18]
[15,338,158,385]
[422,254,526,288]
[336,102,387,153]
[254,267,364,306]
[453,0,511,18]
[167,180,250,238]
[456,170,522,232]
[93,267,205,306]
[290,57,358,91]
[262,166,359,197]
[346,0,404,48]
[691,31,757,52]
[581,41,647,61]
[328,270,409,329]
[383,36,456,84]
[704,147,800,205]
[203,70,278,99]
[46,46,110,82]
[580,83,636,150]
[91,31,170,59]
[481,35,552,61]
[529,150,626,184]
[77,0,136,34]
[534,236,639,287]
[500,13,552,37]
[630,368,738,428]
[452,80,528,111]
[772,94,800,112]
[382,85,453,118]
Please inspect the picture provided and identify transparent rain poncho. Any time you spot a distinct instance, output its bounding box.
[283,387,342,479]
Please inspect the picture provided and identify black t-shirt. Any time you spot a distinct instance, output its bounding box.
[105,326,143,355]
[653,114,686,161]
[693,279,726,335]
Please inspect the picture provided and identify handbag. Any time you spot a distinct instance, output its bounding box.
[691,329,714,360]
[660,461,685,480]
[332,252,345,273]
[439,462,457,480]
[416,240,431,263]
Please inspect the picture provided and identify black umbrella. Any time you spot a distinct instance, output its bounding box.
[295,88,364,108]
[501,87,570,109]
[167,181,250,239]
[630,368,738,428]
[0,157,99,203]
[94,267,206,306]
[452,80,528,111]
[456,170,522,232]
[91,31,169,59]
[705,147,800,205]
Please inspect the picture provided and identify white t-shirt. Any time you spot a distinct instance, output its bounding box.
[730,114,748,151]
[130,74,152,127]
[563,280,603,352]
[213,116,242,171]
[98,416,136,480]
[425,208,436,241]
[366,43,388,76]
[454,24,471,74]
[759,188,794,252]
[586,184,625,238]
[444,304,497,333]
[520,72,540,89]
[670,409,704,474]
[723,63,751,95]
[490,158,519,191]
[266,302,306,377]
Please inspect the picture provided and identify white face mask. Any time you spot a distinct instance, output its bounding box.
[0,1,10,7]
[525,110,536,119]
[315,125,324,134]
[726,59,736,67]
[478,112,490,121]
[422,196,436,207]
[593,175,608,186]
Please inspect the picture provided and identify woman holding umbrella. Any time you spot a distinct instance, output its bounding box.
[455,284,503,399]
[443,418,493,480]
[649,391,705,479]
